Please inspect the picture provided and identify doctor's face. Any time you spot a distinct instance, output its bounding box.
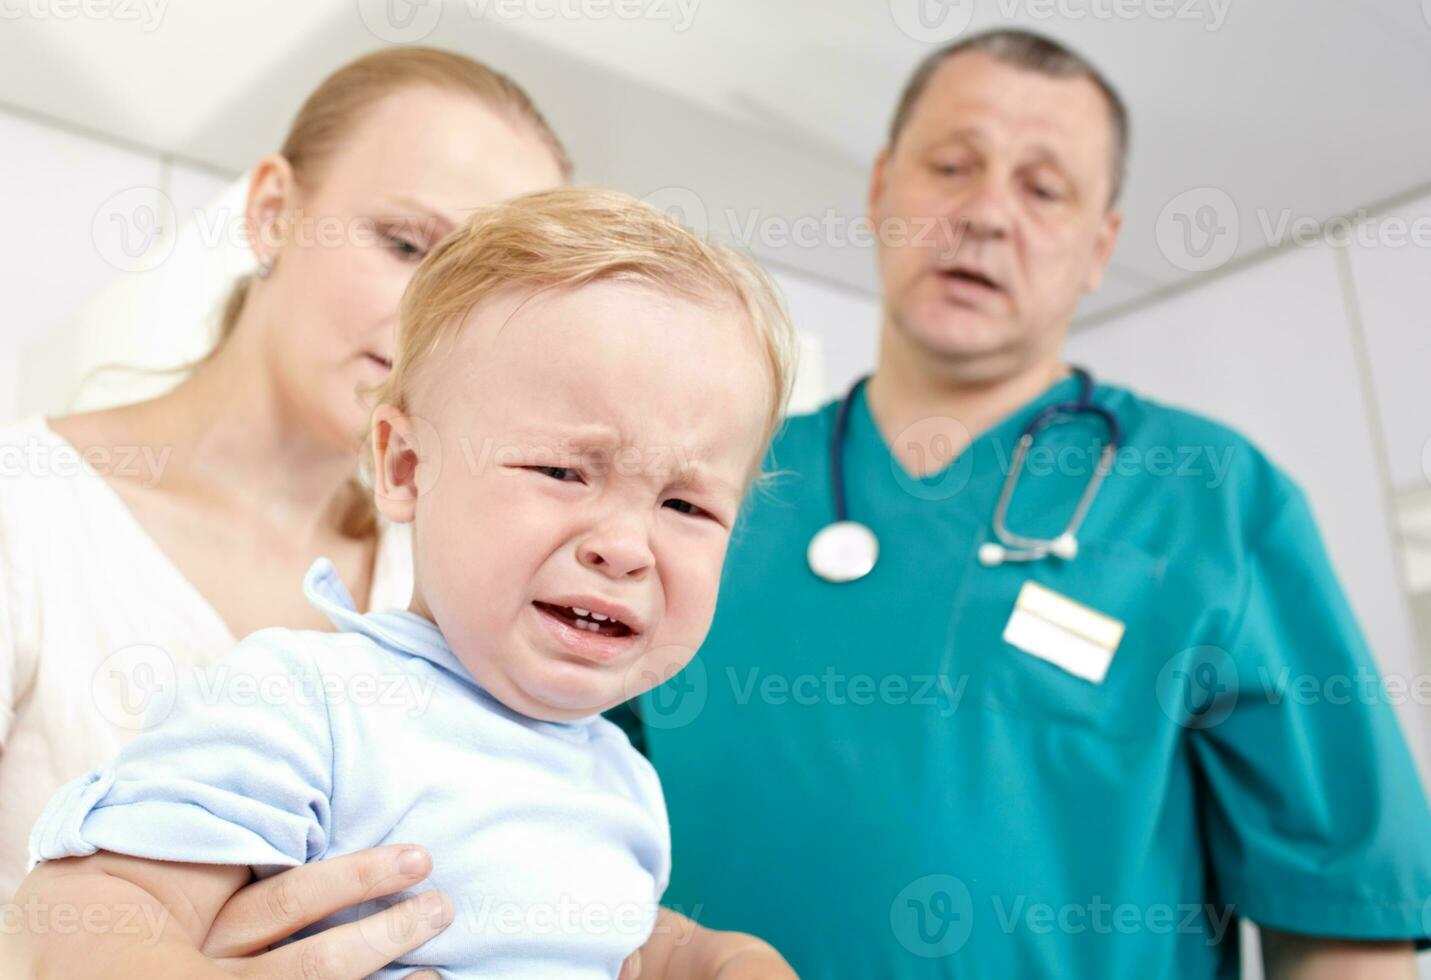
[868,52,1124,381]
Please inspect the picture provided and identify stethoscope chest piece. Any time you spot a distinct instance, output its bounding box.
[808,520,879,584]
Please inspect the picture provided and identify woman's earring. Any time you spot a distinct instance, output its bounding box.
[256,258,274,280]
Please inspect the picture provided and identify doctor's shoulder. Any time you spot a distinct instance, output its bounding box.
[1099,384,1303,543]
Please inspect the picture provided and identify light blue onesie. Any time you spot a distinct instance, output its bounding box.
[30,559,671,979]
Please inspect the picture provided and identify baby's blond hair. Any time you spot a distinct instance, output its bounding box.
[369,188,799,477]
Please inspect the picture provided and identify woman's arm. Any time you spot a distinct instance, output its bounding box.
[14,852,247,979]
[1261,928,1417,980]
[14,847,453,980]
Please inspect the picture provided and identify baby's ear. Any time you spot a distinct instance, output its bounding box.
[371,405,438,523]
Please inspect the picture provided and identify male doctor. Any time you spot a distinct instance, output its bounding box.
[614,28,1431,979]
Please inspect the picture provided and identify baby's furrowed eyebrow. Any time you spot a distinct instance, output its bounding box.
[511,427,738,498]
[667,462,739,503]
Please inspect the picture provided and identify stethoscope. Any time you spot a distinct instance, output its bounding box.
[806,367,1122,583]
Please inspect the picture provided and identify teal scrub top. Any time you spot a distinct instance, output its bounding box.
[611,373,1431,979]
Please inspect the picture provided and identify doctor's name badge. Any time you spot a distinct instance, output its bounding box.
[1002,581,1126,684]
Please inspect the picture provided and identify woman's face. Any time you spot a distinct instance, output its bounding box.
[252,85,567,452]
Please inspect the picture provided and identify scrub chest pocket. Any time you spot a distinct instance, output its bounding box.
[944,533,1172,740]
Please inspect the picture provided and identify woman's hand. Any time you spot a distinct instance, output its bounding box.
[204,844,453,979]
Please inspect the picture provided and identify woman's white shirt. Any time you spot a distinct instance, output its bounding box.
[0,416,413,898]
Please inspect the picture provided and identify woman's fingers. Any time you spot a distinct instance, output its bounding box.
[237,889,453,980]
[204,845,435,958]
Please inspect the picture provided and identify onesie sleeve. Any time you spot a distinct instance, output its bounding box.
[29,629,335,873]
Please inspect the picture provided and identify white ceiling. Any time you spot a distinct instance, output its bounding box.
[3,0,1428,322]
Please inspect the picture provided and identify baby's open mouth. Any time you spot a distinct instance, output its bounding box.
[533,602,635,637]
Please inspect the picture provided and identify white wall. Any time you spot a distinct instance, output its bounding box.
[0,106,234,423]
[767,268,880,410]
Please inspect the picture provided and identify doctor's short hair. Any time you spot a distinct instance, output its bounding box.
[888,28,1130,207]
[369,187,799,469]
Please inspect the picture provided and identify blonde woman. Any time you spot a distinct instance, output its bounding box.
[0,47,570,970]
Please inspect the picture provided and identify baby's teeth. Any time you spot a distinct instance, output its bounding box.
[572,607,591,618]
[590,612,608,622]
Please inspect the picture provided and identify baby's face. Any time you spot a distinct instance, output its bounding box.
[375,280,771,722]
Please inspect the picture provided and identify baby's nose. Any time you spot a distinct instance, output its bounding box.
[578,533,653,579]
